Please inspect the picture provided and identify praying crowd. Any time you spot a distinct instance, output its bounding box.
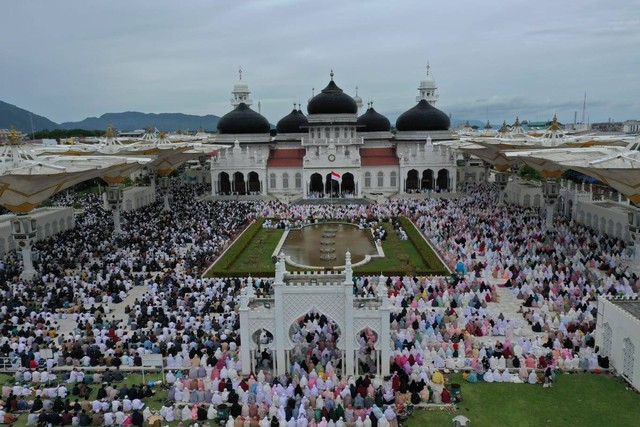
[0,178,637,426]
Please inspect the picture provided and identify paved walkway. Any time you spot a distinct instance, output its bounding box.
[473,276,544,345]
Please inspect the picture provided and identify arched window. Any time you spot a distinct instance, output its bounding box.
[295,173,302,189]
[364,172,371,188]
[377,171,384,187]
[325,128,330,138]
[282,173,289,189]
[390,171,397,187]
[270,173,276,189]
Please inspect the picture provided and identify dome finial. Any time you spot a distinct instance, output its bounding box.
[426,61,430,76]
[355,86,358,96]
[238,66,242,81]
[330,69,334,80]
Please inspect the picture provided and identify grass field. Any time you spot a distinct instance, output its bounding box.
[2,372,638,427]
[206,217,448,277]
[406,373,640,427]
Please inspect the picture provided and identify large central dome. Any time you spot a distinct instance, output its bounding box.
[217,103,270,134]
[395,99,450,131]
[307,75,358,115]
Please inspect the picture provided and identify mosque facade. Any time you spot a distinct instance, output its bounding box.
[210,67,458,200]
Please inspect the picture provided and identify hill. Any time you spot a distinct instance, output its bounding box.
[0,100,220,133]
[0,100,60,133]
[60,111,220,132]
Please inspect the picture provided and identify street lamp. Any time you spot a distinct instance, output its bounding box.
[542,179,560,231]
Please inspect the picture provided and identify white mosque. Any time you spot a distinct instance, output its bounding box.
[210,67,458,200]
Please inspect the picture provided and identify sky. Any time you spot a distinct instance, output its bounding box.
[1,0,639,127]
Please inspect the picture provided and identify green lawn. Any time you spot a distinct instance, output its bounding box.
[4,372,638,427]
[406,373,640,427]
[205,217,447,277]
[354,221,448,276]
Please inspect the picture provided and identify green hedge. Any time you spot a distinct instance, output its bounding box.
[209,218,265,274]
[398,216,450,275]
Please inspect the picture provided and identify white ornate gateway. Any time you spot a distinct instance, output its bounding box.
[239,252,391,377]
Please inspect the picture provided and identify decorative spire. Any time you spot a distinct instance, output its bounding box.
[355,86,359,96]
[330,69,334,81]
[499,121,509,133]
[106,124,116,139]
[426,61,430,76]
[8,129,22,145]
[513,117,521,127]
[238,66,242,81]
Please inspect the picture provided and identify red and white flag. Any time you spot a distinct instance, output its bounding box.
[331,171,342,183]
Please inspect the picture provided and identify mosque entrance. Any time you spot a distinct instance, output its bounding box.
[421,169,434,190]
[218,172,231,195]
[248,171,261,194]
[252,329,274,371]
[357,327,379,375]
[325,173,339,197]
[309,173,324,196]
[289,309,342,374]
[233,172,246,195]
[341,172,355,196]
[406,169,419,192]
[437,169,449,191]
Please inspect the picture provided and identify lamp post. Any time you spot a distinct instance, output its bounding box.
[628,208,640,275]
[495,171,509,206]
[158,176,171,212]
[542,179,560,231]
[483,161,491,183]
[105,183,124,234]
[11,215,38,280]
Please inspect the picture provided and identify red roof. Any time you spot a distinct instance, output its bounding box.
[360,147,399,166]
[267,148,305,167]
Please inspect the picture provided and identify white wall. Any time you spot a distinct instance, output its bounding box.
[0,207,75,256]
[596,297,640,391]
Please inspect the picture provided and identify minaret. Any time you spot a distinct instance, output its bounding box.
[353,86,363,111]
[416,62,439,105]
[230,66,253,107]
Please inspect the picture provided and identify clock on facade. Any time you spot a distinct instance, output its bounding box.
[328,154,336,162]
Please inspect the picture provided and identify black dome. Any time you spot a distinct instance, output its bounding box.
[276,109,308,134]
[307,79,358,115]
[395,99,450,131]
[217,103,271,134]
[357,106,391,132]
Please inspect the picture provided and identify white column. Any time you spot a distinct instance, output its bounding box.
[273,255,286,375]
[112,208,123,234]
[545,202,555,230]
[344,251,355,377]
[19,240,36,280]
[239,305,250,375]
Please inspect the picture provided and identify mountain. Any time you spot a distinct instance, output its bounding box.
[60,112,220,132]
[1,100,220,133]
[0,100,60,133]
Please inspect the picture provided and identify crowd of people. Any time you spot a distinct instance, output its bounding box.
[0,178,636,426]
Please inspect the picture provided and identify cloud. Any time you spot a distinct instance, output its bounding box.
[0,0,639,126]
